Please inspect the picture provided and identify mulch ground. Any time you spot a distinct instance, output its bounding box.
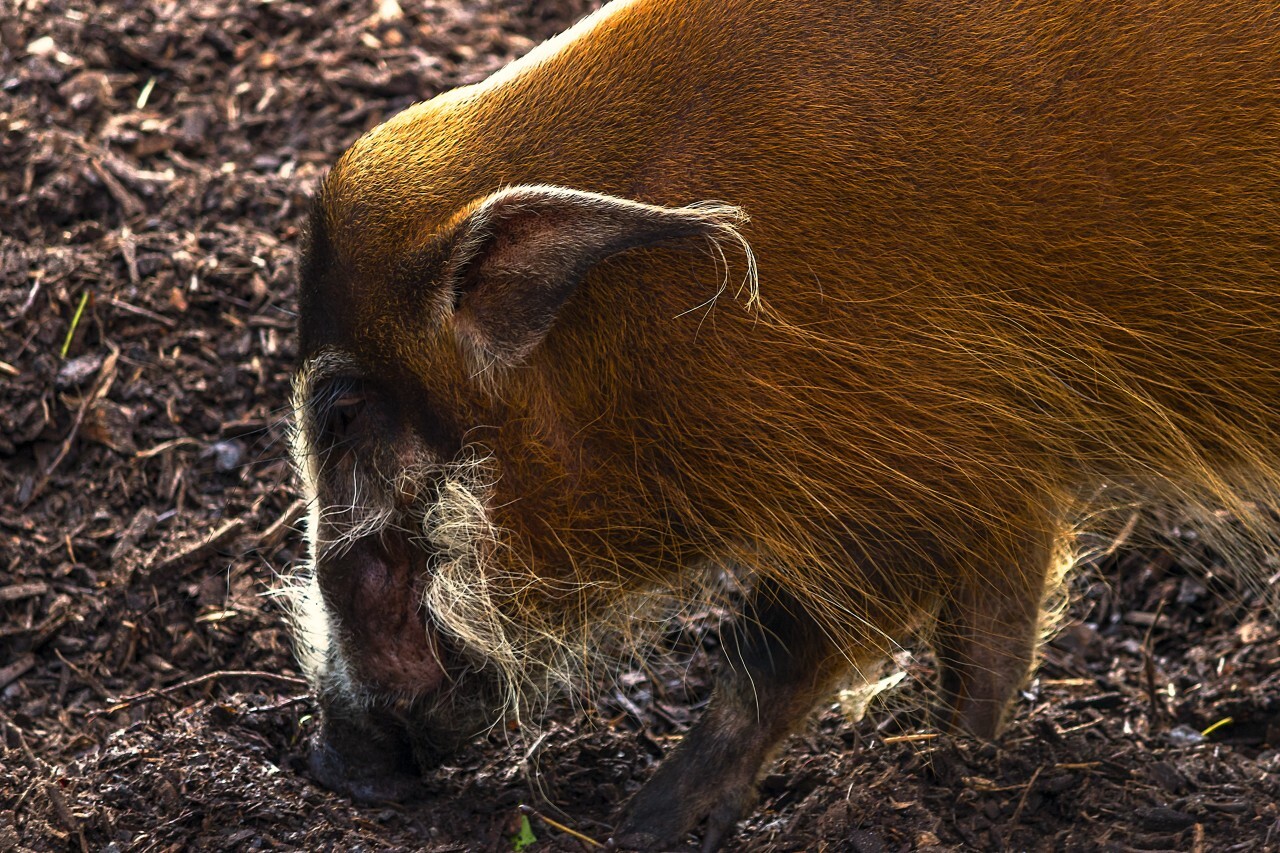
[2,1,1278,850]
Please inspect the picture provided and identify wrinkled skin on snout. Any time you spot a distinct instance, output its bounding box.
[301,535,504,804]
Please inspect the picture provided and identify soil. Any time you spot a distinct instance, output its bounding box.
[2,1,1278,851]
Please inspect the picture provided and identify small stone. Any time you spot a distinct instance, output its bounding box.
[26,35,56,57]
[1165,724,1206,747]
[57,352,104,388]
[205,439,245,472]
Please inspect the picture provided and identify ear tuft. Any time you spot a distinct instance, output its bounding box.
[440,185,754,369]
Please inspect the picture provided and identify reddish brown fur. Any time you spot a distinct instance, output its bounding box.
[290,0,1280,847]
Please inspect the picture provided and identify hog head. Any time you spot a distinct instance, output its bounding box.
[288,181,754,806]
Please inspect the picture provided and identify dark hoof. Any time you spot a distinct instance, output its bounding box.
[609,827,688,852]
[612,811,689,850]
[613,772,752,852]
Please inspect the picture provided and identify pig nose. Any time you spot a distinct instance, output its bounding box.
[308,711,423,803]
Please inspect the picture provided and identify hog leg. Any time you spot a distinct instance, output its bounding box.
[614,583,855,852]
[930,546,1052,739]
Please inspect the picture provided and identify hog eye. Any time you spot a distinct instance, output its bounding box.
[313,376,370,442]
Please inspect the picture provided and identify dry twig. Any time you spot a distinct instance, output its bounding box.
[91,669,309,718]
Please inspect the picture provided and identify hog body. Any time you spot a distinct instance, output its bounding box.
[288,0,1280,847]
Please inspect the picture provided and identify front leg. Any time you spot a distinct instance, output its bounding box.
[931,540,1053,739]
[613,584,854,852]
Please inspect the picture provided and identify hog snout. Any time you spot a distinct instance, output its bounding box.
[320,536,446,697]
[308,704,424,803]
[308,536,475,802]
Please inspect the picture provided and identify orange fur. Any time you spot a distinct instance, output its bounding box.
[308,0,1278,649]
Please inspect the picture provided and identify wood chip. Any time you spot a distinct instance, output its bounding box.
[146,517,247,576]
[254,497,307,551]
[111,507,159,564]
[0,653,37,690]
[0,582,49,603]
[104,295,178,328]
[89,159,144,217]
[24,342,119,506]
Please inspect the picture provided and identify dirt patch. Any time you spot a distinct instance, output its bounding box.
[2,1,1278,850]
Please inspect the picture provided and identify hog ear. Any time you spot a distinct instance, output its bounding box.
[442,185,749,367]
